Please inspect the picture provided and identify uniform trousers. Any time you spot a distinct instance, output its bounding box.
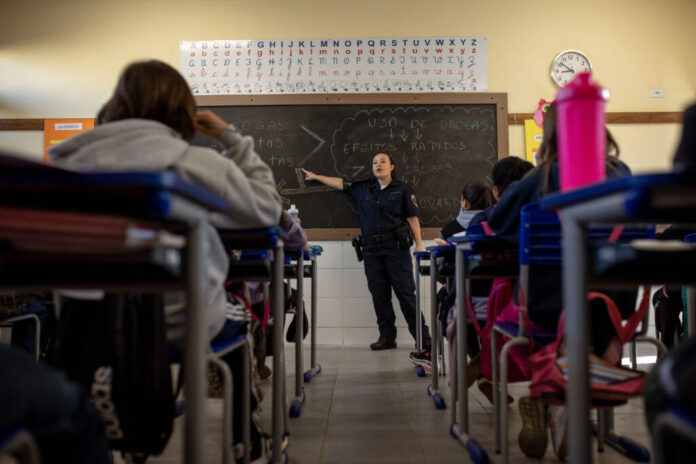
[362,242,431,345]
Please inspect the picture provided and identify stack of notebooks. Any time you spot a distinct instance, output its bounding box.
[557,353,643,385]
[0,206,184,254]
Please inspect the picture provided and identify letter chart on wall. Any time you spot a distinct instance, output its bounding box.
[179,37,487,95]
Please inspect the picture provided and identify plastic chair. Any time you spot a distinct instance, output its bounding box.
[0,312,41,360]
[208,332,251,464]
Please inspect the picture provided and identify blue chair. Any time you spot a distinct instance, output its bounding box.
[0,312,41,360]
[208,331,250,464]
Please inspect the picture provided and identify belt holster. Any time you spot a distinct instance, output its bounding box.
[351,235,364,262]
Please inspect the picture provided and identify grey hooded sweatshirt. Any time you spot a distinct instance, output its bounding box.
[49,119,282,339]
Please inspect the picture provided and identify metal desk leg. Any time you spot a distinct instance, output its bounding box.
[290,257,305,418]
[687,286,695,338]
[428,253,446,409]
[272,244,286,464]
[304,256,322,382]
[184,220,206,464]
[563,219,591,464]
[450,246,488,462]
[415,256,422,352]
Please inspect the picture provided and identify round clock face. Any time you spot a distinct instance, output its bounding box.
[550,50,592,87]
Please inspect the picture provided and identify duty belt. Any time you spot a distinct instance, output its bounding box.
[363,230,398,246]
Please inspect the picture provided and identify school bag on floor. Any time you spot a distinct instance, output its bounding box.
[52,293,174,457]
[528,290,650,404]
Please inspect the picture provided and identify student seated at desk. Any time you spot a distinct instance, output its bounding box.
[436,179,495,244]
[443,156,534,404]
[48,59,282,462]
[487,102,634,460]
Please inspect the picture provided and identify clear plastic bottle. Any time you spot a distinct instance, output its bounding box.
[288,204,301,226]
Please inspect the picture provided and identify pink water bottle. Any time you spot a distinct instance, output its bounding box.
[555,72,609,191]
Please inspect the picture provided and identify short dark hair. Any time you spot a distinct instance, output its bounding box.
[462,179,495,210]
[97,60,197,140]
[492,157,534,193]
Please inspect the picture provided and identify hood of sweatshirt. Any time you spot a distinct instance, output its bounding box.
[48,119,189,171]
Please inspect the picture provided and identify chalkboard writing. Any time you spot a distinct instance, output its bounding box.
[194,93,508,235]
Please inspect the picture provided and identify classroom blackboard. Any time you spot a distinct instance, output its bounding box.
[194,93,508,240]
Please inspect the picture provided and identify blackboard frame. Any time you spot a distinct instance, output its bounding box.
[196,93,509,240]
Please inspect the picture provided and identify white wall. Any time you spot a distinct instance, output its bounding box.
[303,240,437,346]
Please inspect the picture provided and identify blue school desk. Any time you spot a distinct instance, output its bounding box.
[216,227,288,464]
[539,172,696,464]
[0,155,227,464]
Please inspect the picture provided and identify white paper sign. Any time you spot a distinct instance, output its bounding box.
[179,37,487,95]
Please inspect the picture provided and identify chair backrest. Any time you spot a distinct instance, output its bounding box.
[518,202,655,309]
[519,202,656,267]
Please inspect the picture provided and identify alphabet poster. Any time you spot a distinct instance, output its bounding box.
[179,37,487,95]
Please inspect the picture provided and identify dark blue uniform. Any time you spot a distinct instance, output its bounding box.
[345,178,431,345]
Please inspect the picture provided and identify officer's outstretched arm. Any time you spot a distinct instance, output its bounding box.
[301,168,343,190]
[406,216,423,251]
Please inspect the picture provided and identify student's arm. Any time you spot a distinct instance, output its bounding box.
[407,216,423,252]
[301,168,343,190]
[182,112,282,228]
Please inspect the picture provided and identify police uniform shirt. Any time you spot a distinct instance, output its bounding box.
[343,178,419,238]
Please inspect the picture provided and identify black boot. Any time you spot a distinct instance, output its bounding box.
[370,337,397,351]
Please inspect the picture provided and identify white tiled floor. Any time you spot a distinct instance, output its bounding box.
[138,345,656,463]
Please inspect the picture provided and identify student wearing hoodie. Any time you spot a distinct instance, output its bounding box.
[48,59,282,462]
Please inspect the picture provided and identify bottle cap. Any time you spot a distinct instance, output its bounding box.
[556,72,609,102]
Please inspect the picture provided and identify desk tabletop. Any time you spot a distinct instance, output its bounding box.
[539,172,696,220]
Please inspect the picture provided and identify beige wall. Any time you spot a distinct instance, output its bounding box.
[1,0,695,168]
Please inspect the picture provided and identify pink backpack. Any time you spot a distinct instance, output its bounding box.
[528,290,650,403]
[466,277,541,382]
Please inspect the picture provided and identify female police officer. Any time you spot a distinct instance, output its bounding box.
[302,153,431,355]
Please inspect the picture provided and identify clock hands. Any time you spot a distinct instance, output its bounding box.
[559,62,575,73]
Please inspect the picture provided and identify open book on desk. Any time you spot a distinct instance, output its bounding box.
[0,205,184,253]
[557,353,644,385]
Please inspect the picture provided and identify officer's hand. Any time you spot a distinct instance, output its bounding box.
[414,244,424,252]
[301,168,317,181]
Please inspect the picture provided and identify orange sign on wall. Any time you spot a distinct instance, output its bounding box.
[43,119,95,162]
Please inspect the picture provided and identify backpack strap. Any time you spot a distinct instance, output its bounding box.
[586,288,650,345]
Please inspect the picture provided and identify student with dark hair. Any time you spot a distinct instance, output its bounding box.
[440,157,534,405]
[48,59,282,462]
[469,156,534,226]
[438,179,495,242]
[302,153,432,358]
[488,102,633,460]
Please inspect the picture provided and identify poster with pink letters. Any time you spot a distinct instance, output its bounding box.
[179,37,487,95]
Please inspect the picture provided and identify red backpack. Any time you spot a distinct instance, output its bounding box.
[528,290,650,403]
